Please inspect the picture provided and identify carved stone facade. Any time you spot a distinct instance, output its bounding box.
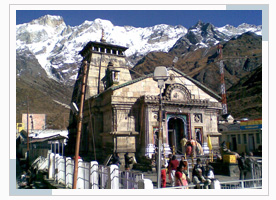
[66,39,222,162]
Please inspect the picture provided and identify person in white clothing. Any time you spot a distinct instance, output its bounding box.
[205,165,215,189]
[206,165,215,179]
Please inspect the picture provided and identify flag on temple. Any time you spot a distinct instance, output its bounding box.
[208,135,212,151]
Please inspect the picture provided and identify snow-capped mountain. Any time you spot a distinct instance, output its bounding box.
[169,21,262,55]
[16,15,262,85]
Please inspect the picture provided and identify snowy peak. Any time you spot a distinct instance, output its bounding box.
[170,21,261,54]
[16,15,67,45]
[93,18,114,28]
[16,15,188,84]
[29,15,66,28]
[216,23,262,36]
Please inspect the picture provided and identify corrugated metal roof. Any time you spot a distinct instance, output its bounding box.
[30,134,67,143]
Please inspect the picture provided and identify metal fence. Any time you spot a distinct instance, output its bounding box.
[162,178,262,189]
[161,179,220,189]
[220,179,262,189]
[119,170,144,189]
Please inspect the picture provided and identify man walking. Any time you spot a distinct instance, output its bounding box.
[168,155,179,187]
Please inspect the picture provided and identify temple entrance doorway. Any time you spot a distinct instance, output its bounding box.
[168,118,185,154]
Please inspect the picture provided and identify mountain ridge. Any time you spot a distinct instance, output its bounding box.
[16,15,261,86]
[16,15,262,127]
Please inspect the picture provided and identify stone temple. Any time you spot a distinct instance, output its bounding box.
[66,35,222,164]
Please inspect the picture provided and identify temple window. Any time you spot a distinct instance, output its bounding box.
[111,71,120,83]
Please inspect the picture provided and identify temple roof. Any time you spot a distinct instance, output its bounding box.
[101,67,222,100]
[79,41,128,57]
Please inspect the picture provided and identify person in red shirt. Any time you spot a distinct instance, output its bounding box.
[168,155,179,187]
[161,165,167,188]
[175,165,188,188]
[179,156,189,177]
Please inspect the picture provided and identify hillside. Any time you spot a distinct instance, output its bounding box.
[16,49,72,128]
[226,66,262,119]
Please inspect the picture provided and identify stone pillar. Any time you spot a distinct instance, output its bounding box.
[144,106,153,158]
[163,143,171,158]
[145,144,155,159]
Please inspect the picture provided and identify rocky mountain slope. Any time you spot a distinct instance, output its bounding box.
[16,48,72,129]
[226,65,262,120]
[131,26,262,120]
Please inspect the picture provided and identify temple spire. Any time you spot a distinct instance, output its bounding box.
[100,29,106,43]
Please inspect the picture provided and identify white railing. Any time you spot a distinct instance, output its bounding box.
[161,179,220,189]
[220,178,262,189]
[161,179,262,189]
[34,153,262,189]
[41,153,148,189]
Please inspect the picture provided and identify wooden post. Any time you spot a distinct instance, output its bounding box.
[73,61,88,189]
[26,96,30,166]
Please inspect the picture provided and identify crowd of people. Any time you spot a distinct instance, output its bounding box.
[163,155,215,189]
[109,140,260,189]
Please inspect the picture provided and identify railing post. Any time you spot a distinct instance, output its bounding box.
[138,179,153,189]
[90,161,99,189]
[241,180,244,189]
[105,166,111,189]
[48,153,55,179]
[66,157,74,189]
[211,179,221,189]
[124,171,129,189]
[54,154,59,183]
[77,159,84,189]
[84,162,90,189]
[110,164,119,189]
[57,155,66,185]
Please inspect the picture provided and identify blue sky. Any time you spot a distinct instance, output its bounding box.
[16,10,262,28]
